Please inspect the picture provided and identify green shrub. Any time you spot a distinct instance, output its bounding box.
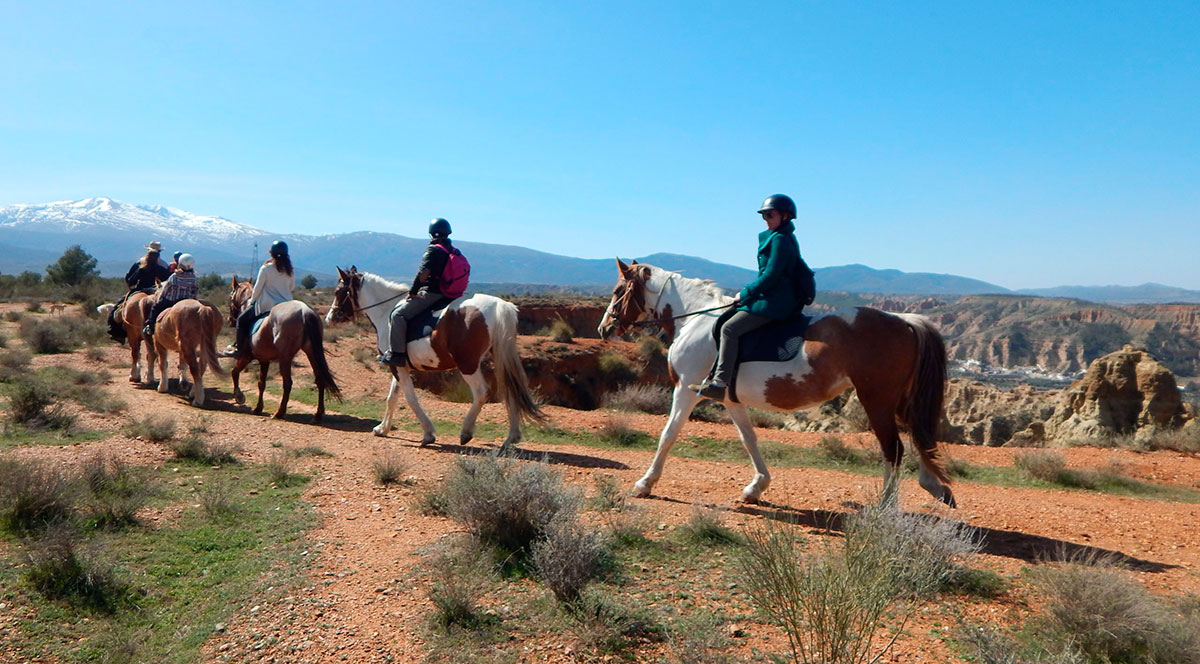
[265,452,306,486]
[19,317,78,353]
[817,435,868,466]
[598,415,652,447]
[548,318,574,343]
[165,433,239,464]
[426,543,495,631]
[634,335,664,363]
[0,458,77,532]
[5,376,76,430]
[200,478,239,520]
[81,454,151,528]
[4,311,22,323]
[0,349,31,382]
[677,505,741,546]
[588,474,627,513]
[122,414,176,443]
[597,350,637,384]
[749,408,790,429]
[23,526,133,612]
[25,300,44,313]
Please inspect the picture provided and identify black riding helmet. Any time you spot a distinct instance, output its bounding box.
[269,240,289,258]
[757,194,796,221]
[428,218,452,237]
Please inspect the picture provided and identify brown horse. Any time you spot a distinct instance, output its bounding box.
[228,277,341,422]
[144,299,225,407]
[599,260,955,507]
[110,291,152,383]
[325,267,544,452]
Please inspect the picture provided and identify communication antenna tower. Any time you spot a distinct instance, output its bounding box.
[251,241,258,278]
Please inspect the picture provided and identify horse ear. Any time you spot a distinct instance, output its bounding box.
[630,259,639,265]
[231,275,238,287]
[336,266,348,280]
[616,258,632,276]
[350,265,358,274]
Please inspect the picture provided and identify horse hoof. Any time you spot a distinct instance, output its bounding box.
[129,377,139,383]
[459,434,473,446]
[272,412,285,420]
[421,436,436,447]
[632,481,652,498]
[372,425,386,437]
[234,393,245,406]
[739,493,761,505]
[157,385,168,394]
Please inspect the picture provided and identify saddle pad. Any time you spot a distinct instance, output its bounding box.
[405,301,452,343]
[251,312,269,337]
[737,314,811,364]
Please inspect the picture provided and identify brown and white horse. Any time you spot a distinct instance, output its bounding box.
[144,299,225,407]
[228,278,342,422]
[599,259,955,507]
[326,267,544,452]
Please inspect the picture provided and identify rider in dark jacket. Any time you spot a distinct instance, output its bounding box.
[108,241,171,342]
[692,194,807,401]
[379,218,455,367]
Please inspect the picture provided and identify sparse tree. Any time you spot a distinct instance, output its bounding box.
[45,245,99,286]
[196,272,225,290]
[17,272,42,287]
[300,274,318,289]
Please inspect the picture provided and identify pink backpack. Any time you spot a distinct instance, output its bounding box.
[435,245,470,298]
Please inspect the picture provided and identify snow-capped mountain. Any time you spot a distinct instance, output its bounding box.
[0,197,268,245]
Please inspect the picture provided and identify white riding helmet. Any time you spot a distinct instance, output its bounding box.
[178,253,195,270]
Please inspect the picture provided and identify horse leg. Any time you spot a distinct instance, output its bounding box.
[254,362,268,415]
[864,404,905,508]
[372,374,404,437]
[156,344,170,394]
[273,358,293,419]
[129,335,141,383]
[634,385,702,498]
[182,346,203,407]
[231,359,246,406]
[314,380,325,425]
[458,371,489,446]
[725,403,772,503]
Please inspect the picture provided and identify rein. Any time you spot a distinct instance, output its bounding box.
[630,303,734,327]
[354,292,404,314]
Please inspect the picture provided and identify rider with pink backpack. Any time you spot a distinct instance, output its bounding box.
[380,217,470,367]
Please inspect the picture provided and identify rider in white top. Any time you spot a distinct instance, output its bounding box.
[226,240,294,358]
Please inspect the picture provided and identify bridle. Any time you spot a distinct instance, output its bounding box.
[606,272,733,336]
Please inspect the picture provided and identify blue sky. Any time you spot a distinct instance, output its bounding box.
[2,1,1197,289]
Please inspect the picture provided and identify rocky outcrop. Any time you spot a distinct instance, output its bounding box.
[940,380,1055,446]
[1045,345,1188,442]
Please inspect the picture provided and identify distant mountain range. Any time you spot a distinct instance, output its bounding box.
[3,197,1199,304]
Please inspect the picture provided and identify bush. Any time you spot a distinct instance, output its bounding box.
[439,453,582,562]
[1013,450,1101,488]
[426,543,495,631]
[570,590,663,656]
[23,526,132,612]
[533,519,609,603]
[667,612,735,664]
[81,455,151,528]
[678,505,742,546]
[200,478,239,520]
[19,317,81,353]
[372,452,409,486]
[0,349,31,382]
[4,311,22,323]
[0,458,76,532]
[1031,553,1200,664]
[635,335,664,363]
[739,505,979,664]
[25,300,44,313]
[123,414,176,443]
[603,384,672,415]
[817,435,867,466]
[598,415,652,447]
[266,452,306,486]
[5,376,76,431]
[749,408,790,429]
[597,350,637,384]
[165,433,239,464]
[588,474,627,513]
[548,318,574,343]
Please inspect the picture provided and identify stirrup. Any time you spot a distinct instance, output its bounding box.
[378,352,407,367]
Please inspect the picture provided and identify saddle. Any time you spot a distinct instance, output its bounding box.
[405,300,454,343]
[709,307,811,403]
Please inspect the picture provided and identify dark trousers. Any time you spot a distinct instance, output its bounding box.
[387,290,448,356]
[235,308,265,353]
[713,310,771,385]
[146,297,184,334]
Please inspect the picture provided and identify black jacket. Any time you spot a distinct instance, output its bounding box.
[412,238,452,294]
[125,259,170,290]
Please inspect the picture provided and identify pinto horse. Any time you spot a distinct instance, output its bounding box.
[143,299,225,407]
[598,259,955,507]
[228,277,342,423]
[325,266,544,452]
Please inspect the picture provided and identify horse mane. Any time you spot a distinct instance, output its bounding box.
[645,264,732,303]
[360,272,411,293]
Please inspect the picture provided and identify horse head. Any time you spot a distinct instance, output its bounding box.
[598,258,651,339]
[327,266,362,324]
[228,276,254,327]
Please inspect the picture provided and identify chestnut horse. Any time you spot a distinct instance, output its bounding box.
[228,278,342,423]
[599,259,955,507]
[144,299,225,407]
[326,267,544,452]
[110,291,151,383]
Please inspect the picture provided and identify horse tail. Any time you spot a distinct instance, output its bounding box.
[898,313,950,485]
[303,307,343,401]
[203,305,227,376]
[491,300,545,423]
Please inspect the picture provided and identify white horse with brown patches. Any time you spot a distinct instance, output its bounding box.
[326,267,544,452]
[599,259,955,507]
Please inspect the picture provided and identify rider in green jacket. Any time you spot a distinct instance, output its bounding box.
[693,194,806,400]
